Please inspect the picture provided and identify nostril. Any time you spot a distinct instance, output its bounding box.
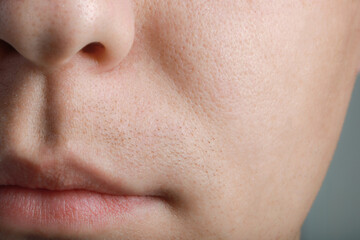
[0,39,17,55]
[80,42,107,66]
[81,42,105,55]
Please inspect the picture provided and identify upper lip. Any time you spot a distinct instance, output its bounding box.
[0,146,155,197]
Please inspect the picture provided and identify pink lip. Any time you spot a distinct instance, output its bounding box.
[0,186,159,235]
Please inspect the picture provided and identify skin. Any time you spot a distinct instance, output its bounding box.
[0,0,360,239]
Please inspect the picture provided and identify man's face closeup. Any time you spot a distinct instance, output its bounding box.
[0,0,359,239]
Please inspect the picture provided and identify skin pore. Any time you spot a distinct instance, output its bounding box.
[0,0,360,239]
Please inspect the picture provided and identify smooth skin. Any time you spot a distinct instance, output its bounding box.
[0,0,360,239]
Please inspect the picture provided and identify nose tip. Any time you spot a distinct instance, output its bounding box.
[0,0,135,72]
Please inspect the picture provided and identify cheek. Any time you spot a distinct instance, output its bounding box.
[159,0,359,153]
[141,0,360,235]
[132,0,360,237]
[139,0,255,127]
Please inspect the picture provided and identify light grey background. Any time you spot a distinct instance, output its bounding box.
[301,74,360,240]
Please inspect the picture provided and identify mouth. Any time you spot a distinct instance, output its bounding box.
[0,148,168,237]
[0,185,162,236]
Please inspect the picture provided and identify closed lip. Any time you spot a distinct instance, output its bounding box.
[0,147,163,198]
[0,147,168,236]
[0,185,161,236]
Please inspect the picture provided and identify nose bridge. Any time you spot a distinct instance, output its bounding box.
[0,0,135,73]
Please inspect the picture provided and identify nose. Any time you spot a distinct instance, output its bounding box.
[0,0,135,73]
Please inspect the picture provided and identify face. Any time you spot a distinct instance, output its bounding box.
[0,0,359,239]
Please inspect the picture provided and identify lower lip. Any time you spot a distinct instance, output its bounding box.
[0,186,159,234]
